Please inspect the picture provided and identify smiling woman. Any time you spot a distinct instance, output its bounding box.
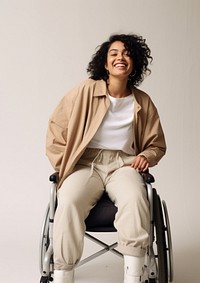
[87,34,153,88]
[105,41,134,93]
[106,42,133,72]
[46,33,166,283]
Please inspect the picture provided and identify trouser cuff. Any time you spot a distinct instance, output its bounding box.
[117,243,146,257]
[54,263,74,271]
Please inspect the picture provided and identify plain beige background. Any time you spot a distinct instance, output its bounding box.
[0,0,199,282]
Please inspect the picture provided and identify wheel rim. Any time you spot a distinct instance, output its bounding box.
[39,204,50,274]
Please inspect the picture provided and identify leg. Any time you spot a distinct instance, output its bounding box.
[106,166,150,256]
[53,165,104,271]
[106,166,150,283]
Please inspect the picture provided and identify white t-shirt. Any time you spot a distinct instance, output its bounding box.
[88,93,135,155]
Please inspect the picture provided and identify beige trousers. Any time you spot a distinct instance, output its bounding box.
[53,149,150,270]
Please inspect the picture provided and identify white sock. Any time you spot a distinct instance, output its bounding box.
[54,270,74,283]
[124,255,145,283]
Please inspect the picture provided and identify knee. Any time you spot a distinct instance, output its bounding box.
[117,186,149,214]
[57,194,82,214]
[58,183,83,205]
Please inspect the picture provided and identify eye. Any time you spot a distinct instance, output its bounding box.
[123,51,130,57]
[109,51,118,57]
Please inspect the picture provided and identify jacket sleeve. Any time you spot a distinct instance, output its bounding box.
[46,93,74,172]
[137,99,167,167]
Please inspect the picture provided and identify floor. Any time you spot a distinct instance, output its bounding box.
[73,232,124,283]
[75,253,123,283]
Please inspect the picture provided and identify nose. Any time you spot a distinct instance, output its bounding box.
[117,52,124,60]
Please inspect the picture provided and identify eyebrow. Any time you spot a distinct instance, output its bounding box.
[108,48,128,53]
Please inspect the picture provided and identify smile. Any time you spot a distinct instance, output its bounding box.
[114,63,127,68]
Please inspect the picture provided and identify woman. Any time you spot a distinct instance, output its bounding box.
[46,33,166,283]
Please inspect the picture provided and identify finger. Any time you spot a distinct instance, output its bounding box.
[131,158,140,169]
[132,158,143,170]
[140,162,149,172]
[136,158,149,172]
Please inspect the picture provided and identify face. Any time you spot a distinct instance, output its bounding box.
[105,41,133,79]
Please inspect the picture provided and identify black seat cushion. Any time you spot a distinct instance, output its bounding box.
[85,192,117,232]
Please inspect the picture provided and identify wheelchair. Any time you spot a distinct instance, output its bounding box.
[39,171,174,283]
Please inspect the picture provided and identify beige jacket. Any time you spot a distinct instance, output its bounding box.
[46,79,166,188]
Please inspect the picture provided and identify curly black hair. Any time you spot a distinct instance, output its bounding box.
[87,34,153,87]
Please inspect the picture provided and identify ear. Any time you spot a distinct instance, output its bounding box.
[104,63,108,71]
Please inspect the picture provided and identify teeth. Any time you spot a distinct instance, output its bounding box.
[115,64,126,67]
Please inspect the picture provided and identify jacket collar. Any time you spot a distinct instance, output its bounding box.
[93,79,108,97]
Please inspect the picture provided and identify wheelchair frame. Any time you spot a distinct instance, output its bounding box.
[39,172,174,283]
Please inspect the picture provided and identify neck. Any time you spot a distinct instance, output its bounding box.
[107,77,130,98]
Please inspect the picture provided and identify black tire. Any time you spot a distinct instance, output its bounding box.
[162,200,174,282]
[153,189,168,283]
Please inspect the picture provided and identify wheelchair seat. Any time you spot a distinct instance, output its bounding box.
[85,192,117,232]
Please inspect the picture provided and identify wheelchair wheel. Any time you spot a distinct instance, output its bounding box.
[39,203,54,282]
[39,204,50,274]
[162,200,174,282]
[153,189,168,283]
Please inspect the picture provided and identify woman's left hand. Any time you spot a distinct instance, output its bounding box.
[131,155,149,172]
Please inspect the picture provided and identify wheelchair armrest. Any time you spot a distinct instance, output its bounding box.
[141,171,155,184]
[49,172,59,183]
